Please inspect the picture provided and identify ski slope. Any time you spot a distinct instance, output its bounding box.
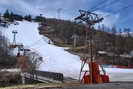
[1,21,82,79]
[1,21,133,81]
[105,68,133,81]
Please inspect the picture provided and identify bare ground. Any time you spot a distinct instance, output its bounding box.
[2,82,133,89]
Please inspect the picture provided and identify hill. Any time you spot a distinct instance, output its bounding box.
[39,18,133,66]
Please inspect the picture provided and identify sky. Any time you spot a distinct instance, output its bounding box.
[0,0,133,30]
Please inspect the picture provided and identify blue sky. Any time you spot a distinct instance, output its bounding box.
[0,0,133,30]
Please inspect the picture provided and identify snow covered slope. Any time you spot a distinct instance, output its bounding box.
[1,21,82,79]
[1,21,133,81]
[105,68,133,81]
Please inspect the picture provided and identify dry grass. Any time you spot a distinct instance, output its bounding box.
[0,82,80,89]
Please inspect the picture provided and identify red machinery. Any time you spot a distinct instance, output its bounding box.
[80,60,109,84]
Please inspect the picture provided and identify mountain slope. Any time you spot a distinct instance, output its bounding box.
[2,21,82,79]
[1,20,133,81]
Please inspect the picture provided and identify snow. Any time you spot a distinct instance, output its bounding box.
[1,68,21,72]
[1,21,82,79]
[1,21,133,81]
[105,68,133,81]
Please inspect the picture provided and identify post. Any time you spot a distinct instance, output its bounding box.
[21,72,25,84]
[12,30,18,44]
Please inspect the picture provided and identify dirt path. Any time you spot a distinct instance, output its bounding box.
[2,82,133,89]
[58,83,133,89]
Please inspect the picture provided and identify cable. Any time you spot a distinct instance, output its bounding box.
[89,0,107,11]
[104,2,133,18]
[91,0,123,12]
[28,39,43,47]
[111,1,133,13]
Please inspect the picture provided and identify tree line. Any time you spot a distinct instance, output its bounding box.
[2,9,46,22]
[39,18,133,66]
[40,18,133,54]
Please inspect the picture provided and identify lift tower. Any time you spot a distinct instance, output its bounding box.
[75,10,109,84]
[12,30,18,45]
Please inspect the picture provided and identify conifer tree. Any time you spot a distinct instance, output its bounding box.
[3,9,10,19]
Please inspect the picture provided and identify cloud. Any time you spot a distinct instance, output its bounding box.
[0,0,89,18]
[0,0,122,28]
[0,0,41,15]
[14,0,40,15]
[35,0,90,19]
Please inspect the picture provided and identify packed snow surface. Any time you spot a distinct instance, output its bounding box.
[1,21,133,81]
[1,21,82,78]
[105,68,133,81]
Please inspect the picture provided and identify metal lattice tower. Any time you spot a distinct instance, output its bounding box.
[75,10,104,82]
[12,30,18,44]
[75,10,104,61]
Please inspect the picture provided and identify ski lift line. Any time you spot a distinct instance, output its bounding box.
[90,0,123,12]
[119,15,133,25]
[113,15,132,27]
[39,8,74,12]
[104,2,133,18]
[22,39,46,54]
[28,47,42,55]
[28,41,47,52]
[23,44,42,53]
[90,0,133,24]
[28,45,42,52]
[90,0,110,11]
[101,2,133,27]
[25,37,50,49]
[95,3,133,27]
[30,40,47,48]
[95,2,133,28]
[112,2,133,14]
[28,39,43,47]
[89,0,106,10]
[30,46,42,53]
[115,4,133,25]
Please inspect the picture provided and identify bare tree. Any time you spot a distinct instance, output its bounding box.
[27,52,43,70]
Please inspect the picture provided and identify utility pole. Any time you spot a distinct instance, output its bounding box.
[75,10,104,84]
